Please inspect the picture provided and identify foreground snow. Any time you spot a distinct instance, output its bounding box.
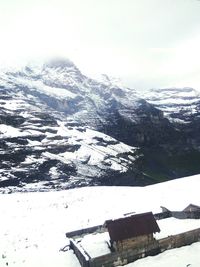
[124,242,200,267]
[0,174,200,266]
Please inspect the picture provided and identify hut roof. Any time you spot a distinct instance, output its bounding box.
[183,204,200,212]
[105,212,160,242]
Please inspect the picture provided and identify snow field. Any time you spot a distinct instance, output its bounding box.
[0,174,200,266]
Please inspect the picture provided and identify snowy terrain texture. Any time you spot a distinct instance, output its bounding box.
[0,60,141,191]
[1,58,200,191]
[139,87,200,124]
[0,174,200,266]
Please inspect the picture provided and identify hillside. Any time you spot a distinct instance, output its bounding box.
[1,59,200,191]
[0,174,200,266]
[0,62,141,191]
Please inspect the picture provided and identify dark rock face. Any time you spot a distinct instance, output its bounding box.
[103,101,179,146]
[1,60,200,192]
[137,87,200,181]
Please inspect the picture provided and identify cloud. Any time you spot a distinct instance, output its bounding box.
[0,0,200,90]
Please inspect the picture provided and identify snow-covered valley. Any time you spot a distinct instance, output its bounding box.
[1,174,200,267]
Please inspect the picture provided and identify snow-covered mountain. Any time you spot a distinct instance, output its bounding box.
[0,83,141,192]
[1,58,200,191]
[1,59,152,132]
[137,87,200,180]
[139,87,200,124]
[1,58,173,146]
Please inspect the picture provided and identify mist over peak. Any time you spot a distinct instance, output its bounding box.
[43,58,76,70]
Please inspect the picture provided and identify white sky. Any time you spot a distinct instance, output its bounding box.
[1,0,200,90]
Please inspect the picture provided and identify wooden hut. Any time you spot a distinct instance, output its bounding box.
[105,212,160,252]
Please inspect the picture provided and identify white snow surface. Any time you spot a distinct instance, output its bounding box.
[0,124,30,138]
[79,232,110,258]
[123,242,200,267]
[0,174,200,266]
[155,218,200,239]
[13,77,78,99]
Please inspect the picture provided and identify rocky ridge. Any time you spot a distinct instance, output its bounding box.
[1,59,200,192]
[0,62,142,192]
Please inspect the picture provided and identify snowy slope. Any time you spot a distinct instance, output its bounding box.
[1,58,200,190]
[0,174,200,267]
[0,84,138,191]
[139,87,200,124]
[0,59,173,141]
[0,58,141,128]
[1,58,177,191]
[135,87,200,180]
